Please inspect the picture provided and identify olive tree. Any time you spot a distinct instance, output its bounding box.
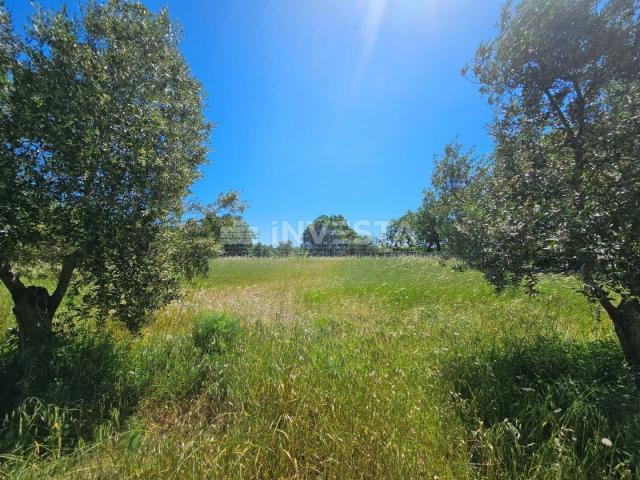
[413,193,442,252]
[302,215,362,255]
[0,1,210,349]
[429,142,490,258]
[468,0,640,364]
[409,142,490,257]
[0,2,17,262]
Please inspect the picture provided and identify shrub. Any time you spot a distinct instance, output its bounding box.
[192,311,240,357]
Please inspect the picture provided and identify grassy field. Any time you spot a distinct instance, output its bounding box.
[1,257,639,479]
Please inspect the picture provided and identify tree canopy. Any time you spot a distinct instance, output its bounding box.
[302,215,368,255]
[391,142,488,255]
[0,0,210,346]
[466,0,640,364]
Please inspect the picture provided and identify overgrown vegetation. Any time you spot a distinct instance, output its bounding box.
[447,337,640,478]
[0,308,239,463]
[1,0,639,477]
[1,257,637,479]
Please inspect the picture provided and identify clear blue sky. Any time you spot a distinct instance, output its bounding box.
[7,0,503,244]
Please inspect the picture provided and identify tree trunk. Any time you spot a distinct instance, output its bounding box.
[12,285,55,350]
[1,259,75,351]
[609,300,640,368]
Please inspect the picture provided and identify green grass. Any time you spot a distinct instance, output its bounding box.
[1,257,638,479]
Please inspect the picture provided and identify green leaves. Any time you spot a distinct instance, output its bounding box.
[302,215,368,255]
[1,1,210,330]
[468,0,640,305]
[172,192,248,278]
[404,142,490,257]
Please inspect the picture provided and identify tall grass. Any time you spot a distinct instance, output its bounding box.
[0,257,636,479]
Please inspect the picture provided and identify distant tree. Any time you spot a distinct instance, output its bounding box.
[220,218,255,256]
[412,142,489,256]
[252,243,275,258]
[0,1,210,348]
[385,214,417,249]
[389,194,448,253]
[275,240,294,257]
[414,192,442,252]
[302,215,359,255]
[469,0,640,364]
[429,142,491,259]
[350,234,375,256]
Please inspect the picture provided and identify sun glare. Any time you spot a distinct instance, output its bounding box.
[352,0,443,88]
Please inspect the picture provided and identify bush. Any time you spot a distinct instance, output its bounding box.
[131,336,210,403]
[192,311,240,357]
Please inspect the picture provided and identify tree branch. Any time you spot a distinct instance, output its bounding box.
[48,257,76,314]
[594,288,619,322]
[0,265,25,300]
[543,88,576,143]
[580,258,618,320]
[571,80,586,142]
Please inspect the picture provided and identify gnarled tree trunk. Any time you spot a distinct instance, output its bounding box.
[11,285,54,349]
[0,259,75,351]
[597,291,640,367]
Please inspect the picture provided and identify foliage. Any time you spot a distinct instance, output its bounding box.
[251,242,275,257]
[302,214,371,255]
[429,142,491,258]
[384,212,420,249]
[274,240,294,257]
[413,192,443,252]
[0,1,18,283]
[396,141,490,256]
[172,191,246,279]
[466,0,640,363]
[0,1,210,336]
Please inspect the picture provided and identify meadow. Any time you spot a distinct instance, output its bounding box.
[1,257,639,479]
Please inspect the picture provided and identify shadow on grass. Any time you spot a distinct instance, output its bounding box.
[0,326,141,454]
[0,311,240,456]
[443,337,640,478]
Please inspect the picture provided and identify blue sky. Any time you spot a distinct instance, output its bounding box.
[7,0,503,244]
